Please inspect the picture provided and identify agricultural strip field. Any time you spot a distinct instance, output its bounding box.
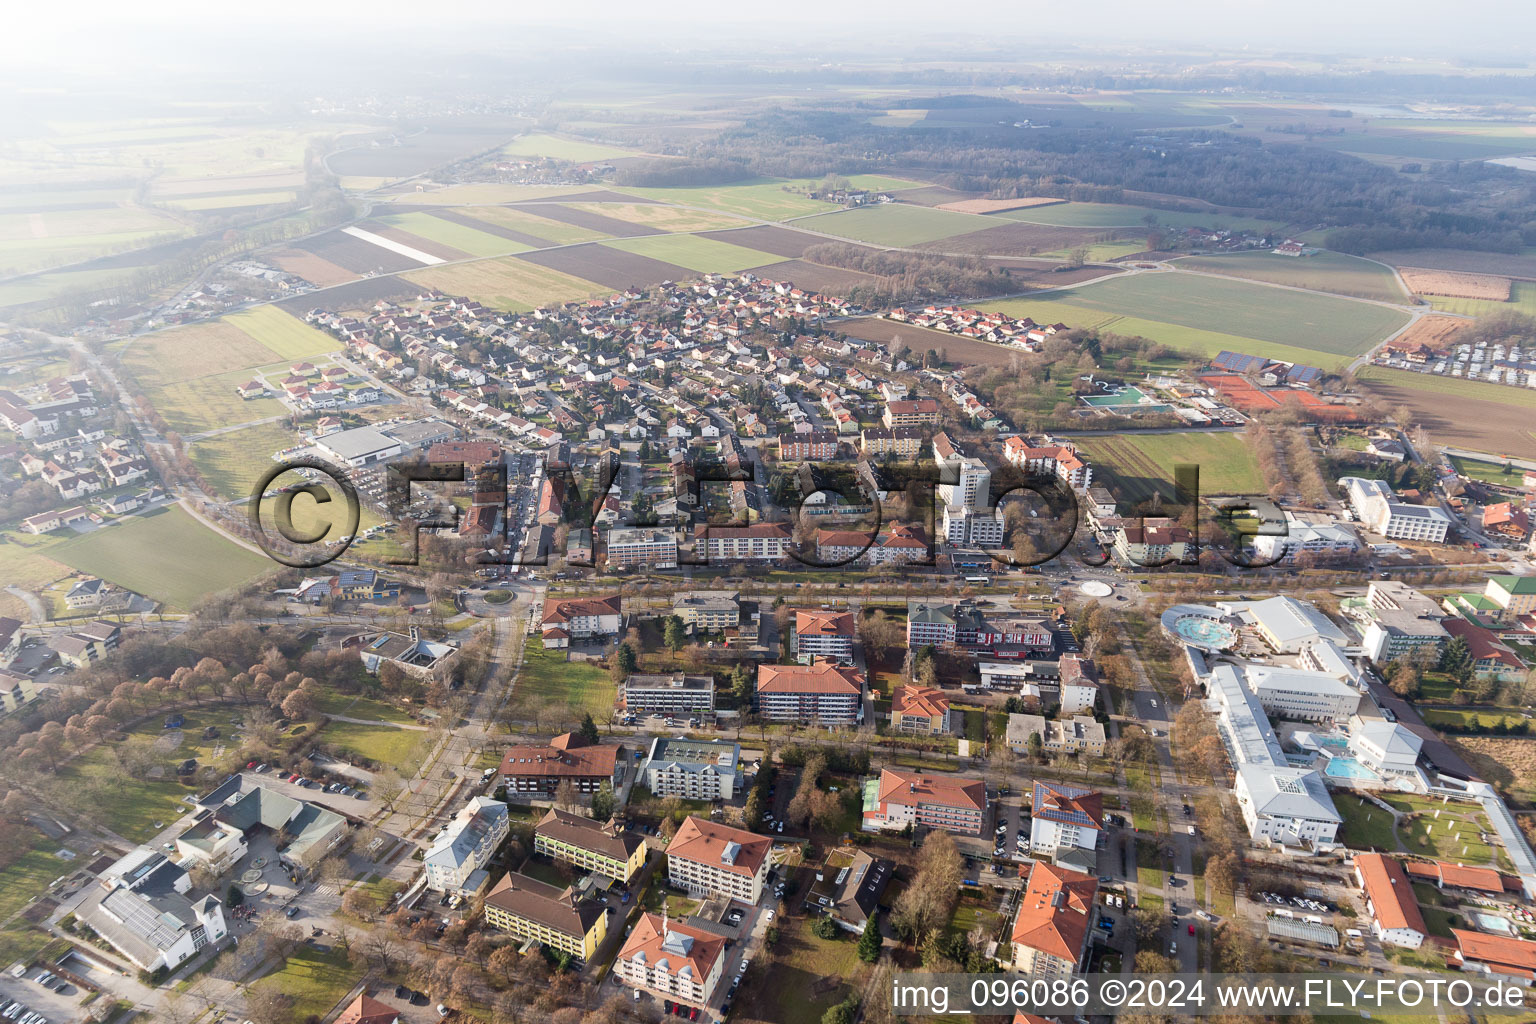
[511,203,661,238]
[618,179,832,221]
[375,211,531,258]
[186,421,299,499]
[0,205,188,275]
[122,320,276,387]
[448,205,612,246]
[1077,432,1265,500]
[265,248,359,288]
[795,204,993,246]
[838,316,1038,368]
[1381,314,1469,352]
[386,184,604,205]
[564,202,749,233]
[293,228,429,274]
[355,221,469,262]
[1007,272,1409,356]
[1399,267,1510,301]
[48,505,274,610]
[1357,366,1536,460]
[402,256,602,311]
[423,209,561,248]
[937,197,1065,214]
[516,243,693,290]
[327,126,525,179]
[916,221,1107,257]
[1369,248,1536,282]
[501,133,641,162]
[1173,251,1409,303]
[996,201,1283,233]
[226,304,340,360]
[601,234,780,273]
[163,190,297,211]
[741,259,879,295]
[696,225,825,258]
[1424,280,1536,319]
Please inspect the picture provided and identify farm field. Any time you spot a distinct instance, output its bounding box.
[0,205,188,275]
[1358,366,1536,460]
[516,243,692,290]
[918,221,1110,257]
[328,125,524,180]
[695,224,824,258]
[600,234,780,273]
[618,179,831,221]
[163,190,297,211]
[1369,248,1536,281]
[795,204,991,246]
[997,201,1283,232]
[146,364,289,434]
[291,228,430,275]
[403,256,602,311]
[839,316,1045,368]
[1387,314,1470,352]
[187,421,297,499]
[265,248,358,288]
[1078,432,1266,501]
[500,133,641,162]
[564,202,748,233]
[1174,250,1409,303]
[937,196,1064,214]
[742,259,878,295]
[1449,736,1536,808]
[449,205,612,246]
[226,304,340,360]
[1425,280,1536,318]
[48,505,274,610]
[1040,240,1148,262]
[386,183,603,205]
[513,203,661,238]
[376,210,530,258]
[1399,267,1510,301]
[122,320,276,387]
[0,529,72,594]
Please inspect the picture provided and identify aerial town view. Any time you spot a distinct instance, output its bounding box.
[6,2,1536,1022]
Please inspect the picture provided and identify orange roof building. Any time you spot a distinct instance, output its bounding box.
[665,816,772,903]
[1401,859,1509,894]
[756,660,864,725]
[862,768,986,836]
[336,994,399,1024]
[890,684,951,735]
[500,732,624,796]
[1354,853,1427,948]
[1452,929,1536,980]
[614,913,728,1009]
[1010,862,1097,979]
[793,609,855,663]
[540,593,622,647]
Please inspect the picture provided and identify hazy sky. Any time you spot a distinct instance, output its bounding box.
[6,0,1536,73]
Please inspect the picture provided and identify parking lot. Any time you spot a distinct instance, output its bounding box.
[0,967,88,1024]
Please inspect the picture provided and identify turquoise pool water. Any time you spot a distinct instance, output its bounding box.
[1081,386,1148,407]
[1171,616,1236,647]
[1318,736,1349,751]
[1324,756,1380,781]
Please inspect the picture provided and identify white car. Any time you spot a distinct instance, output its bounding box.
[765,910,774,921]
[1149,699,1158,708]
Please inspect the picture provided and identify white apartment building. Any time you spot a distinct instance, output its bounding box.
[623,673,716,716]
[938,456,991,511]
[665,817,771,903]
[1250,514,1362,564]
[691,522,791,563]
[616,915,727,1010]
[942,504,1005,547]
[425,796,510,895]
[642,738,740,801]
[1247,665,1362,724]
[606,526,679,569]
[1340,477,1453,543]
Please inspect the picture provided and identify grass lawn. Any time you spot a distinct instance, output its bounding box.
[1357,365,1536,411]
[48,506,274,610]
[519,858,578,890]
[147,367,289,434]
[377,211,531,258]
[1382,795,1501,867]
[0,832,72,921]
[403,256,601,311]
[1419,904,1460,939]
[796,204,991,245]
[1135,838,1164,891]
[0,531,71,592]
[600,234,779,273]
[1079,431,1265,500]
[186,421,296,499]
[1422,708,1526,730]
[758,913,869,1024]
[1173,250,1409,303]
[226,304,340,361]
[255,944,361,1021]
[1426,280,1536,319]
[311,686,418,725]
[502,134,640,162]
[512,643,617,719]
[123,320,276,388]
[1450,454,1526,485]
[997,201,1282,233]
[1334,793,1397,850]
[52,756,196,841]
[319,718,428,771]
[618,179,831,221]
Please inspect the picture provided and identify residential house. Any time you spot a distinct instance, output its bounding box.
[889,685,950,735]
[665,817,772,903]
[483,872,608,961]
[792,609,855,663]
[1009,862,1097,980]
[533,807,647,883]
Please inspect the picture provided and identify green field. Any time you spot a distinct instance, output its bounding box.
[512,643,616,719]
[1080,432,1266,500]
[151,368,289,434]
[795,203,989,245]
[1041,240,1148,262]
[48,506,274,610]
[186,421,297,499]
[404,256,602,311]
[502,134,640,162]
[998,201,1283,233]
[386,183,604,205]
[227,305,340,361]
[1450,454,1525,486]
[458,204,612,244]
[618,178,831,221]
[319,718,429,770]
[0,833,72,921]
[0,206,187,276]
[1357,365,1536,410]
[601,234,779,273]
[1335,793,1397,850]
[1175,250,1409,303]
[377,210,531,258]
[164,190,297,211]
[255,944,362,1022]
[1425,280,1536,318]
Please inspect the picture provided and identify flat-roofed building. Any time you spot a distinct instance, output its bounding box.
[672,590,740,633]
[623,673,715,716]
[665,817,771,903]
[76,848,228,972]
[606,526,679,569]
[1341,476,1452,543]
[615,914,727,1010]
[483,871,608,961]
[533,807,647,883]
[1360,581,1448,662]
[1247,665,1361,724]
[642,738,740,802]
[861,768,986,835]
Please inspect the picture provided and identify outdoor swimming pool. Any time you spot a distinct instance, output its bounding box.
[1170,616,1237,647]
[1080,386,1149,407]
[1324,756,1381,781]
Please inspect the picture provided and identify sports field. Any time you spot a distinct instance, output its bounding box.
[1079,432,1266,500]
[618,179,831,221]
[601,234,780,273]
[377,211,530,258]
[48,505,274,610]
[997,201,1283,233]
[796,204,990,245]
[1175,251,1409,303]
[501,133,640,162]
[226,305,340,360]
[403,256,602,310]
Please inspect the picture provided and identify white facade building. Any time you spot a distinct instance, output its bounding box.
[425,796,510,895]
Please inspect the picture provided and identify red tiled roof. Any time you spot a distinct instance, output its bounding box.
[335,993,398,1024]
[795,610,854,637]
[756,660,864,695]
[542,594,622,626]
[666,816,771,880]
[1453,928,1536,974]
[619,913,726,990]
[1011,862,1097,962]
[1356,854,1427,937]
[891,685,949,721]
[501,733,621,780]
[875,768,985,812]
